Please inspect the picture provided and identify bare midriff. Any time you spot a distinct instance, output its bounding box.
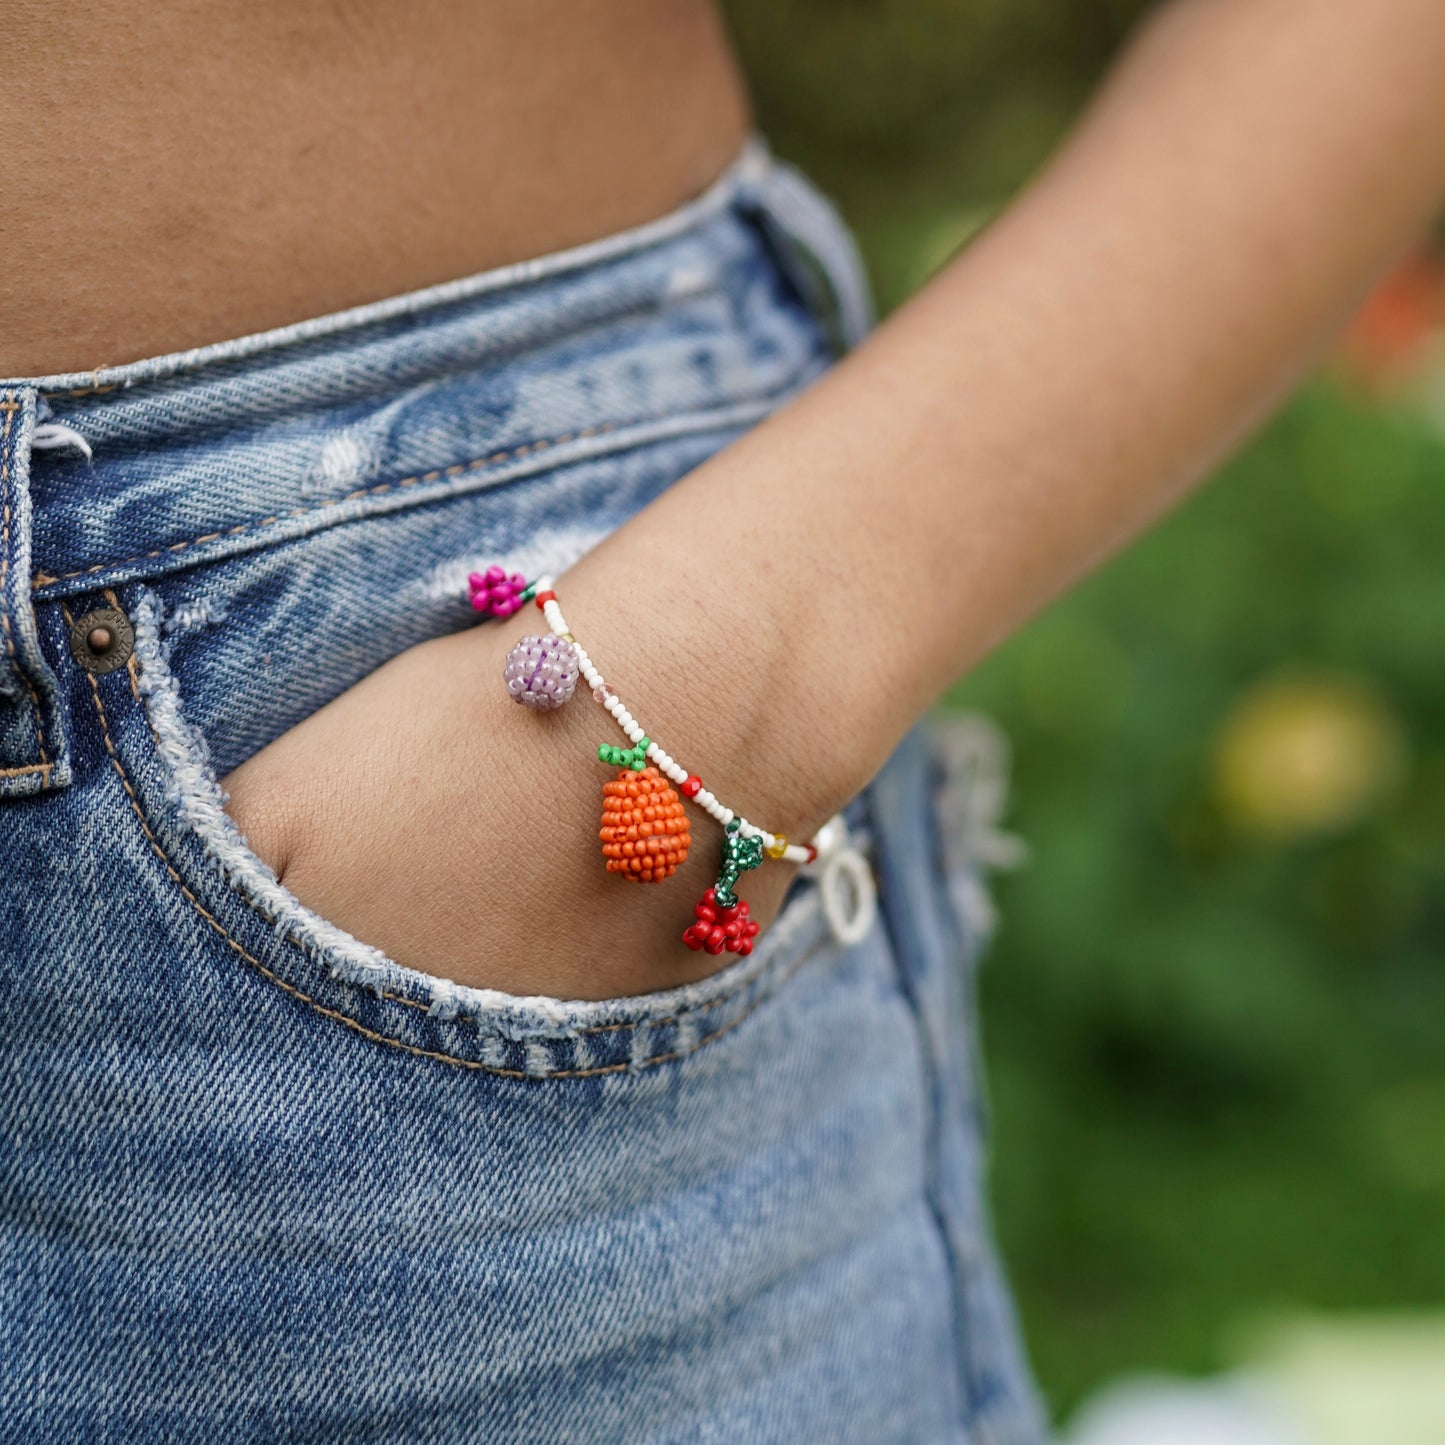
[0,0,750,377]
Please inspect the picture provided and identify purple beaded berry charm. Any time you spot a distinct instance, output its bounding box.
[504,633,580,710]
[468,566,529,618]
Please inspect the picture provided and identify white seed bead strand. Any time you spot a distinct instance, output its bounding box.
[530,577,819,865]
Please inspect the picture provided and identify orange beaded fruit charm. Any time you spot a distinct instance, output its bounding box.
[599,766,691,882]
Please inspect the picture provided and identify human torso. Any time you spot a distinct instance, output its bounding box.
[0,0,749,376]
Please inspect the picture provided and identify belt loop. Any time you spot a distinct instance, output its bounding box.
[0,387,71,797]
[734,147,876,355]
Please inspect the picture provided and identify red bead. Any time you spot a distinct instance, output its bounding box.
[681,884,761,955]
[681,775,702,799]
[804,844,818,865]
[534,589,556,610]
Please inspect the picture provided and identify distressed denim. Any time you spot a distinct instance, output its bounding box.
[0,143,1047,1444]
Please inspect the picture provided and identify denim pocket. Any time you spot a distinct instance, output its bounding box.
[55,435,850,1079]
[31,613,979,1441]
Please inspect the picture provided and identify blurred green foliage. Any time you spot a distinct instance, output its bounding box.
[725,0,1152,310]
[724,0,1445,1422]
[961,388,1445,1413]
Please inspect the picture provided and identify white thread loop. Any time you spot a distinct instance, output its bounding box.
[32,421,93,460]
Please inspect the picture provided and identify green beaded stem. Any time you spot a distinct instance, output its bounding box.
[598,736,651,772]
[713,818,764,909]
[519,582,537,604]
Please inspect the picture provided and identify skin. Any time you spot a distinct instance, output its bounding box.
[14,2,1445,1000]
[0,0,748,375]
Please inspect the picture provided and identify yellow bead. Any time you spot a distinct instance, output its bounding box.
[765,835,789,860]
[560,632,575,643]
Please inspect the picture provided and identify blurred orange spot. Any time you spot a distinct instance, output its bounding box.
[1337,249,1445,389]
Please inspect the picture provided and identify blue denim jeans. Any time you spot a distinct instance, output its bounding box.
[0,144,1047,1444]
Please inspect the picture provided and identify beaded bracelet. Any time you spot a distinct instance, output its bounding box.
[468,565,842,957]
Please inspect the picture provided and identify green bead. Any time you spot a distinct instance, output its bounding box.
[598,737,654,772]
[713,817,765,908]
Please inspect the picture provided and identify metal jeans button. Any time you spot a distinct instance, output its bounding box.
[68,605,134,675]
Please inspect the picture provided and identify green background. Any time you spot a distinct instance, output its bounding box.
[724,0,1445,1422]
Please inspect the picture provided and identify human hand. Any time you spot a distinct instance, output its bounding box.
[220,614,797,1002]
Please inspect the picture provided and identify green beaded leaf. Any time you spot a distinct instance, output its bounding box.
[597,738,651,771]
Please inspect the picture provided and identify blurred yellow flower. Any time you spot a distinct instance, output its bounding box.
[1213,674,1405,839]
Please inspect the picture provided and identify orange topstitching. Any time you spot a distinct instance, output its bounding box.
[0,394,51,784]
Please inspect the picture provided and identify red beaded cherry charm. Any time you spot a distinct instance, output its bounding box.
[681,886,761,956]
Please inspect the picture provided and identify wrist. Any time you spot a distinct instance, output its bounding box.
[552,547,859,853]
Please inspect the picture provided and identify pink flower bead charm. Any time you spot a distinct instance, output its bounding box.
[468,565,529,619]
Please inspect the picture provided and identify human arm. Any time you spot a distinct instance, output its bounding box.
[225,0,1445,998]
